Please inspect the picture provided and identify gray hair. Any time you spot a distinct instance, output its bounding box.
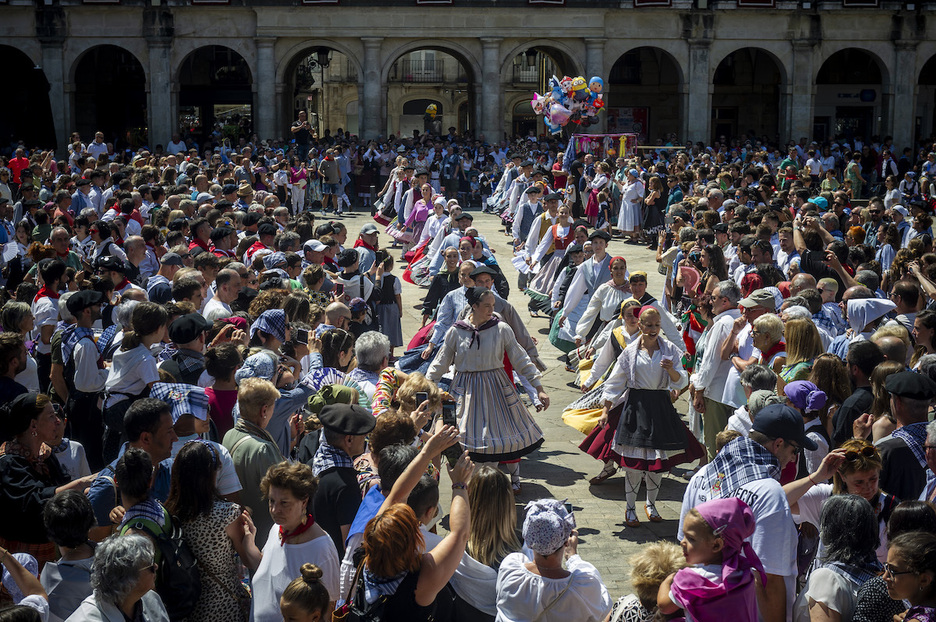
[819,494,880,566]
[115,300,140,331]
[678,227,698,243]
[740,364,778,392]
[227,261,246,273]
[782,306,812,322]
[355,331,391,371]
[927,419,936,445]
[919,354,936,385]
[79,207,97,220]
[855,270,880,292]
[0,301,32,333]
[716,280,741,306]
[91,534,154,605]
[58,292,77,323]
[276,231,300,252]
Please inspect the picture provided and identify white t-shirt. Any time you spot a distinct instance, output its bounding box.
[15,354,40,393]
[104,344,160,409]
[171,435,242,496]
[251,525,340,622]
[792,484,888,564]
[792,567,857,622]
[679,467,797,622]
[726,406,753,437]
[31,296,59,356]
[203,297,233,322]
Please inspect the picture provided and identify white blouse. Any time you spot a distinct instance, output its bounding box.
[427,321,541,387]
[495,552,612,622]
[574,281,631,342]
[600,346,688,404]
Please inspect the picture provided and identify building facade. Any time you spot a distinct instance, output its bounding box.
[2,0,936,152]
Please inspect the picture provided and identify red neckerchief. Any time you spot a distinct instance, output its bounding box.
[354,238,377,252]
[56,251,69,259]
[115,278,132,291]
[189,238,211,252]
[760,340,786,363]
[114,236,124,247]
[34,286,60,302]
[278,514,315,546]
[246,240,268,260]
[212,248,235,258]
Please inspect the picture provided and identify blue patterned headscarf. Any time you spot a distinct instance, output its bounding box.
[250,309,287,343]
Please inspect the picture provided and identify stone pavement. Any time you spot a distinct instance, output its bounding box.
[337,205,692,598]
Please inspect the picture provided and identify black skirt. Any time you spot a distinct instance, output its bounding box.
[615,388,689,450]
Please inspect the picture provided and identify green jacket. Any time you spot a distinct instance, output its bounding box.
[222,419,284,548]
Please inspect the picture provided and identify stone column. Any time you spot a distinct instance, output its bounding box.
[789,40,815,145]
[480,37,503,144]
[892,41,918,153]
[255,38,276,141]
[361,37,383,140]
[147,39,173,149]
[685,39,711,146]
[584,38,607,134]
[40,40,66,153]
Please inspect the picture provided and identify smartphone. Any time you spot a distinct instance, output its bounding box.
[441,402,457,428]
[442,440,464,467]
[415,391,429,407]
[296,329,309,345]
[333,283,344,297]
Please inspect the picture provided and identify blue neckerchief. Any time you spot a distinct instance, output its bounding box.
[346,484,384,547]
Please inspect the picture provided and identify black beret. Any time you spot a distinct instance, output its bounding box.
[209,226,234,242]
[713,223,729,233]
[470,265,498,278]
[671,210,691,222]
[415,168,430,177]
[222,184,237,194]
[318,404,376,436]
[215,200,234,211]
[588,230,612,242]
[257,223,278,237]
[23,199,41,208]
[524,186,541,195]
[566,243,585,254]
[168,218,189,232]
[96,255,127,273]
[243,212,261,227]
[885,371,936,400]
[65,290,105,315]
[455,212,473,222]
[544,193,562,202]
[168,313,212,344]
[519,159,534,167]
[76,178,91,187]
[336,248,359,268]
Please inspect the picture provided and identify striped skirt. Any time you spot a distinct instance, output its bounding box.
[449,368,544,462]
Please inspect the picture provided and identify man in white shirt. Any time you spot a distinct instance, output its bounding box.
[31,258,66,395]
[86,132,109,161]
[679,404,817,622]
[167,133,187,156]
[202,269,241,321]
[690,279,742,459]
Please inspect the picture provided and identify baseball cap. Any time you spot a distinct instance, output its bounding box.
[752,404,818,451]
[739,288,777,311]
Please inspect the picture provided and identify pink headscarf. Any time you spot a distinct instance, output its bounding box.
[670,498,766,622]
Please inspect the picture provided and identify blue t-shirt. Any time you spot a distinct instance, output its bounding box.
[87,443,173,526]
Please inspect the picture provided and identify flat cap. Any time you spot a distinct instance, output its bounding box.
[739,288,777,311]
[96,255,127,273]
[336,248,359,268]
[470,265,498,278]
[257,223,278,237]
[160,252,185,266]
[588,230,611,242]
[209,226,234,242]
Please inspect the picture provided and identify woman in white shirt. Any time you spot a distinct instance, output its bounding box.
[615,169,645,243]
[1,301,39,392]
[495,498,611,622]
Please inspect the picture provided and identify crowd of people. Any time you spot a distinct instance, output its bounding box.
[2,123,936,622]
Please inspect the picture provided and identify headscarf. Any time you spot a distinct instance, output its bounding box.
[235,351,277,384]
[784,381,827,414]
[740,273,763,298]
[522,498,576,556]
[250,309,287,343]
[672,498,766,603]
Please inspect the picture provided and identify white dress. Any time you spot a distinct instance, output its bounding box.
[617,180,645,232]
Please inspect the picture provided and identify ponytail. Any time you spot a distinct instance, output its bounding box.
[121,302,169,351]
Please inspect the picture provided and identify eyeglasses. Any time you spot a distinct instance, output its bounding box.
[786,441,802,455]
[883,563,915,577]
[143,562,158,574]
[844,446,878,461]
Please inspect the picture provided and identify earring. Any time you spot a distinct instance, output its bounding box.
[31,431,37,437]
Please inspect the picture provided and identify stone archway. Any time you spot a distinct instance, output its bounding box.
[72,45,147,149]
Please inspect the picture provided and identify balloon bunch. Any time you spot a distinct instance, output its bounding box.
[530,75,605,135]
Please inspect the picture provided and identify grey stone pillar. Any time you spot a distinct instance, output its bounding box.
[584,38,607,134]
[686,39,711,146]
[40,41,66,154]
[789,40,815,145]
[255,38,276,141]
[147,39,173,149]
[892,41,918,153]
[361,37,384,140]
[480,37,503,144]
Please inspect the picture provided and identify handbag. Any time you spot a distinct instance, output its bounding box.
[333,559,365,621]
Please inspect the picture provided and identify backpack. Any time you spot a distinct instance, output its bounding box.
[127,510,202,621]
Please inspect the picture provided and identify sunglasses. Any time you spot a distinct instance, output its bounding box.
[844,446,878,461]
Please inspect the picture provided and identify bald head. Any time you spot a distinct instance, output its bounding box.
[873,335,908,365]
[790,273,816,296]
[325,302,351,327]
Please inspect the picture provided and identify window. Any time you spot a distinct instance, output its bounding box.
[529,0,565,4]
[737,0,775,6]
[634,0,672,6]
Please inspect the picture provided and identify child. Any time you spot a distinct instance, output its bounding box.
[280,563,331,622]
[375,254,403,355]
[469,174,481,207]
[609,542,686,622]
[596,189,612,233]
[881,531,936,621]
[204,342,243,439]
[659,498,765,622]
[821,169,840,193]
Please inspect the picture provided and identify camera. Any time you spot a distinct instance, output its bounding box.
[375,249,389,265]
